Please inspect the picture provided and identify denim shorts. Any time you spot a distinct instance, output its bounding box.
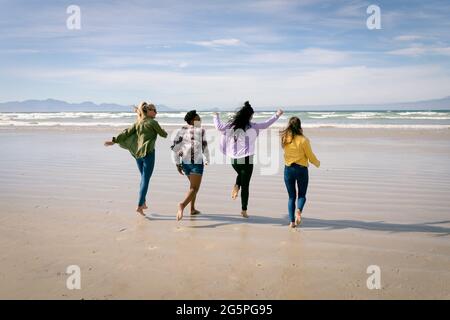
[182,163,204,176]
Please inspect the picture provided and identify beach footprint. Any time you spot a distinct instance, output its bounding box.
[174,226,185,232]
[116,228,128,241]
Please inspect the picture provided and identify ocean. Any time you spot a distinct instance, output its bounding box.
[1,110,450,129]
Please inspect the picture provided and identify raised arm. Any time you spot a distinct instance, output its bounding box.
[213,113,229,132]
[303,137,320,168]
[251,109,283,130]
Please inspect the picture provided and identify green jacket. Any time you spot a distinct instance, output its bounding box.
[113,118,168,158]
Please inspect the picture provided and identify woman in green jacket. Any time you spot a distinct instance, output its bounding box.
[104,101,168,216]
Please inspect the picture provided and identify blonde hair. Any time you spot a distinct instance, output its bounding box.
[134,101,156,122]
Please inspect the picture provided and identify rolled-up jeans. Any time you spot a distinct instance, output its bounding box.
[284,163,309,223]
[136,150,155,206]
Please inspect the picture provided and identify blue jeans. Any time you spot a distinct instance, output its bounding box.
[284,164,309,223]
[136,150,155,206]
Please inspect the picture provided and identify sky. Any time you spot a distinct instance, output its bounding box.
[1,0,450,109]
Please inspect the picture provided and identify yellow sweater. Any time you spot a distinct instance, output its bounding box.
[283,135,320,168]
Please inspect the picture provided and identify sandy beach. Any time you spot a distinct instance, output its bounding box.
[0,126,449,299]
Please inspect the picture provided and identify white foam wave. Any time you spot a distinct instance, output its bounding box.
[1,121,448,130]
[0,112,135,120]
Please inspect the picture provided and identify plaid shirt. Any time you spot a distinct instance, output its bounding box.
[170,125,210,165]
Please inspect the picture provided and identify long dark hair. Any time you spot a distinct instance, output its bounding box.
[228,101,254,131]
[280,116,303,146]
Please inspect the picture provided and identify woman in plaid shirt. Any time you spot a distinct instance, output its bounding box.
[171,110,210,221]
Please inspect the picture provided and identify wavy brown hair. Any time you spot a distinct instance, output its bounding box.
[280,116,303,146]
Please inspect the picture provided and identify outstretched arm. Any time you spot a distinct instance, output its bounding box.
[251,109,283,130]
[104,123,137,146]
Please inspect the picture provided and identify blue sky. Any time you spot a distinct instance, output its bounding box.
[1,0,450,108]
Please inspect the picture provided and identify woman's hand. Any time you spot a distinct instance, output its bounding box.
[176,164,184,175]
[104,141,114,146]
[276,109,284,117]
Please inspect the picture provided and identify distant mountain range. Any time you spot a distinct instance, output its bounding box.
[0,96,449,112]
[238,96,450,112]
[0,99,174,112]
[392,96,450,110]
[291,96,450,111]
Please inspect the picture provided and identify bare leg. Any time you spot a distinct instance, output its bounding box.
[176,203,184,221]
[190,193,201,215]
[184,175,200,215]
[231,184,240,200]
[295,209,302,226]
[177,174,202,221]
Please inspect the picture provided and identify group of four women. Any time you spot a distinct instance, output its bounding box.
[104,101,320,228]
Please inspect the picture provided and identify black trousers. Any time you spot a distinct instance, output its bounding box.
[231,156,254,211]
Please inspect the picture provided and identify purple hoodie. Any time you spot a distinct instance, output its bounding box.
[213,113,280,159]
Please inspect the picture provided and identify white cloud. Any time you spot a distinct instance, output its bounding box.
[335,2,369,18]
[0,49,41,54]
[250,48,350,65]
[96,56,189,69]
[8,64,450,107]
[432,47,450,56]
[394,35,425,42]
[388,46,450,57]
[190,38,243,48]
[388,46,427,57]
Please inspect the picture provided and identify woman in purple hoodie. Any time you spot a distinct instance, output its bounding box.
[213,101,283,218]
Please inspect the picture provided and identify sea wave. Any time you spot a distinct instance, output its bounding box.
[2,111,449,121]
[1,121,448,130]
[1,111,449,129]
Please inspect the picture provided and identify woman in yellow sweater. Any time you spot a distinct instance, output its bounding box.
[281,117,320,228]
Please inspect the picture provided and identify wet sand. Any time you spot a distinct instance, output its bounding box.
[0,126,449,299]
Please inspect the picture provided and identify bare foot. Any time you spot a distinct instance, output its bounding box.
[190,209,201,215]
[143,203,148,210]
[136,206,146,216]
[231,185,240,200]
[289,222,296,228]
[295,209,302,226]
[241,210,249,218]
[177,203,184,221]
